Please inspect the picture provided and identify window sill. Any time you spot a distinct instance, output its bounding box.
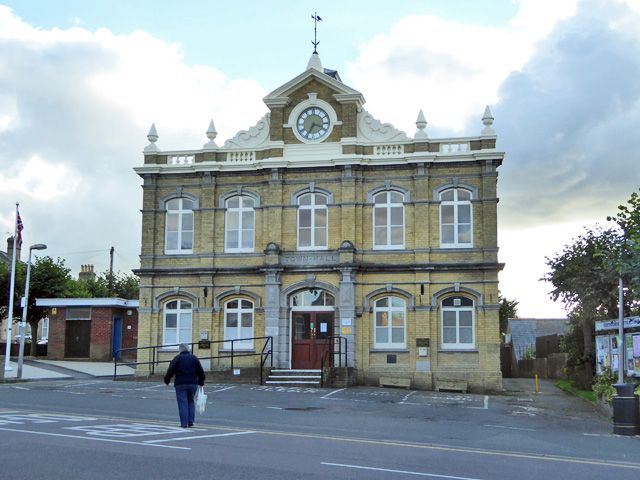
[219,349,255,353]
[372,246,405,251]
[369,348,409,353]
[439,348,478,353]
[438,244,473,250]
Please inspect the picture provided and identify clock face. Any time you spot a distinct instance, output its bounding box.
[296,107,330,141]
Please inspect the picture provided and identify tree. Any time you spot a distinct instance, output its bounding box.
[608,189,640,294]
[543,227,627,381]
[80,270,139,299]
[498,295,519,336]
[26,256,85,354]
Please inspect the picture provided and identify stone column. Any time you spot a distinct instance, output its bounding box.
[263,243,283,367]
[338,241,357,368]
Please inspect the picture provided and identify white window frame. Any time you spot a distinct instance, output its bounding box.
[41,317,49,341]
[162,299,193,349]
[297,192,328,251]
[372,191,405,250]
[223,299,254,350]
[224,195,255,253]
[373,296,406,349]
[441,297,475,350]
[439,188,473,248]
[165,198,194,254]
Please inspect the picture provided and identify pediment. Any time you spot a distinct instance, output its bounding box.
[263,68,364,107]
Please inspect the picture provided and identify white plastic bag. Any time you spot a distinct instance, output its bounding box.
[196,386,207,414]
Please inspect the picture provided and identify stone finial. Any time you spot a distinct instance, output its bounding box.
[307,52,323,71]
[414,109,428,139]
[203,119,218,150]
[144,123,159,153]
[481,106,495,136]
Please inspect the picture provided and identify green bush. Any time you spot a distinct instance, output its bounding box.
[592,369,617,404]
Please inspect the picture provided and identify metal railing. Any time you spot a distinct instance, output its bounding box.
[114,336,273,383]
[320,335,347,387]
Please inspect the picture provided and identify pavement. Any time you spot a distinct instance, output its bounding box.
[1,358,135,380]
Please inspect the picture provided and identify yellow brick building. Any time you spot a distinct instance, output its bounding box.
[134,53,505,392]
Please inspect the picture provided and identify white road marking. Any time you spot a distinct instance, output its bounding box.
[266,406,283,410]
[210,386,235,393]
[402,391,417,402]
[134,384,165,391]
[0,426,190,450]
[65,423,192,438]
[321,388,345,399]
[144,430,256,443]
[484,424,536,432]
[0,413,97,425]
[468,396,489,410]
[63,382,101,388]
[12,386,29,390]
[321,462,484,479]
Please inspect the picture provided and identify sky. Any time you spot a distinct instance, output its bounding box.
[1,0,639,318]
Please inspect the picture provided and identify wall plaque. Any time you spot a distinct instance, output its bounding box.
[281,252,339,267]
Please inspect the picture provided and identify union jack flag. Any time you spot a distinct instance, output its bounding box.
[16,209,23,246]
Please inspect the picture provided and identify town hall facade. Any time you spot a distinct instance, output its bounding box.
[134,52,505,392]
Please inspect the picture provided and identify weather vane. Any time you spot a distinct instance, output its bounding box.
[311,12,322,53]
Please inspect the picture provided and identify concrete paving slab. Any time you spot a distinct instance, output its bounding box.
[3,361,71,380]
[29,360,135,377]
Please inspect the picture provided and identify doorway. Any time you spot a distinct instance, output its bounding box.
[112,316,123,359]
[64,320,91,358]
[291,311,334,369]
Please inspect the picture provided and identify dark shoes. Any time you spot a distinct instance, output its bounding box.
[188,423,194,427]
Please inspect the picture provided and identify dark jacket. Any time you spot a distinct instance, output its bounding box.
[164,351,206,386]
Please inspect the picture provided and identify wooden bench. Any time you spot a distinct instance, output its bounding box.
[435,379,468,393]
[379,376,411,389]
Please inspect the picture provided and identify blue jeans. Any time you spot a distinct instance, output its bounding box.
[174,384,198,427]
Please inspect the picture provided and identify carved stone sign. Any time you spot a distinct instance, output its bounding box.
[281,252,339,267]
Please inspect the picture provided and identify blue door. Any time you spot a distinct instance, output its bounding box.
[112,317,123,359]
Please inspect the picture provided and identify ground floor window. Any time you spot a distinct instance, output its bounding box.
[373,296,406,349]
[163,299,192,348]
[441,296,475,349]
[224,299,254,349]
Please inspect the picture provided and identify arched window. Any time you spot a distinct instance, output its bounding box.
[440,188,472,247]
[163,299,192,348]
[441,296,475,349]
[373,191,404,249]
[297,192,328,250]
[165,198,194,254]
[290,289,335,307]
[224,299,254,349]
[373,296,406,349]
[225,195,255,252]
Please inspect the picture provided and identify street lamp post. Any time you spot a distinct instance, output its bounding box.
[16,243,47,379]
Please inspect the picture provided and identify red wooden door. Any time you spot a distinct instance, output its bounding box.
[291,312,333,369]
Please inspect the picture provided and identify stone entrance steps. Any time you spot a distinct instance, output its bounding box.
[265,369,322,387]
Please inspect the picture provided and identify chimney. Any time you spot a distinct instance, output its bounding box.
[78,264,96,282]
[6,236,21,262]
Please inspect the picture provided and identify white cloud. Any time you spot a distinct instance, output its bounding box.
[0,155,80,201]
[0,6,268,276]
[346,0,579,135]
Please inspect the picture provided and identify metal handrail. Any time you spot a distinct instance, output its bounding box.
[319,335,347,387]
[114,336,273,383]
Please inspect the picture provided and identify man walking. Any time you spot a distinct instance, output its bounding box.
[164,343,206,428]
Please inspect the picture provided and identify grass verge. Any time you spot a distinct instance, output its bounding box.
[555,379,597,403]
